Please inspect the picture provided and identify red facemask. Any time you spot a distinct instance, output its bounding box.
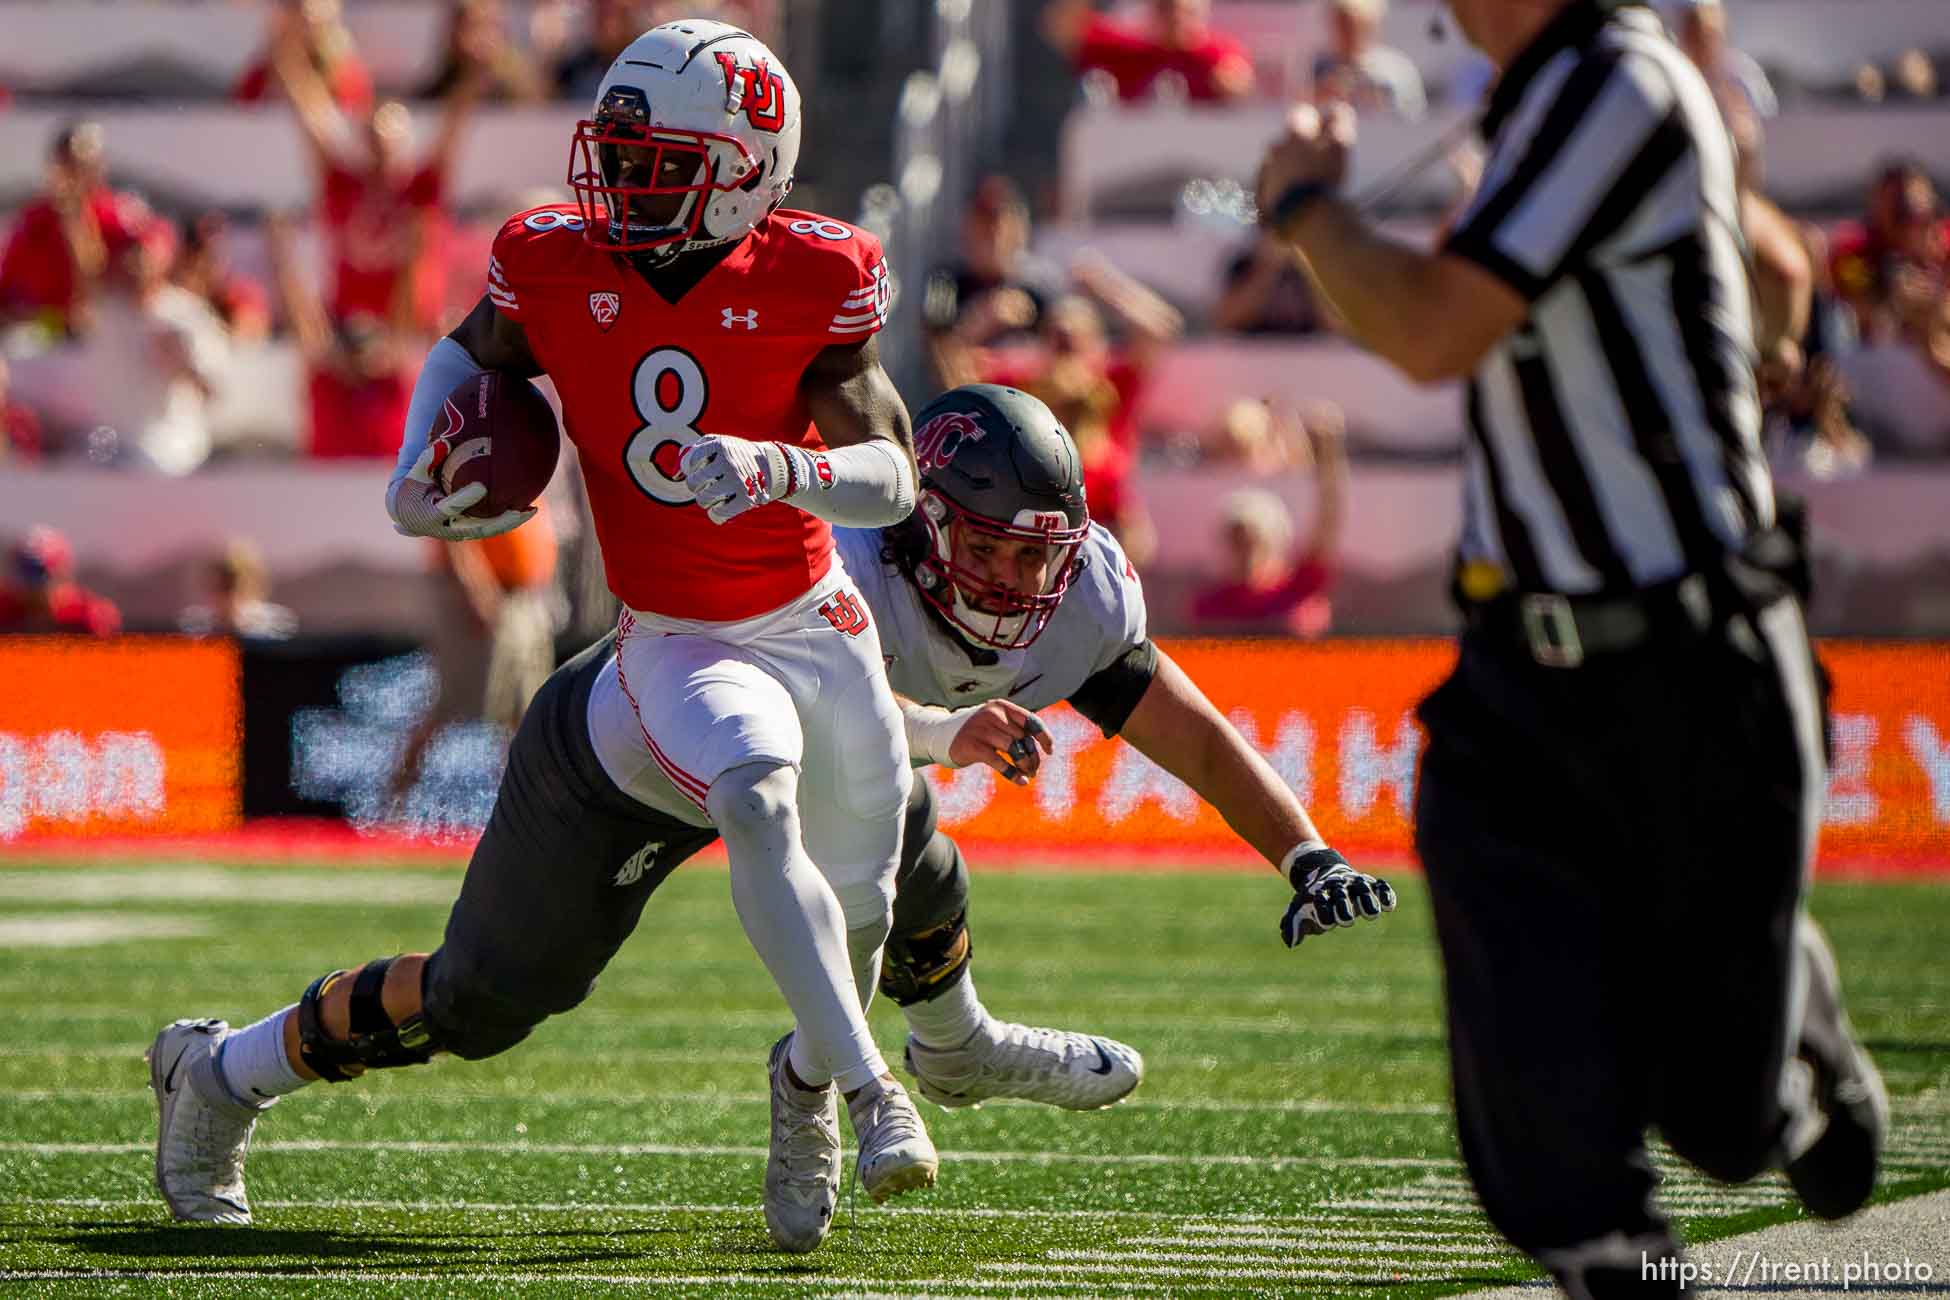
[568,117,761,254]
[913,492,1089,651]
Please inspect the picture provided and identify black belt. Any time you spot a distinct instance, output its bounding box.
[1461,573,1717,669]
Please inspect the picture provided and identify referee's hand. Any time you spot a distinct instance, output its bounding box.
[1281,847,1397,948]
[1256,102,1356,214]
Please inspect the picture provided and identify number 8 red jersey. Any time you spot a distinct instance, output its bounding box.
[487,204,892,620]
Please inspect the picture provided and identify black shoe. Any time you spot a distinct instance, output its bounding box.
[1783,919,1887,1220]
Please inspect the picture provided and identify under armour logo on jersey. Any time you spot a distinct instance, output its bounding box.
[818,590,869,637]
[589,292,621,331]
[722,308,760,331]
[614,841,663,887]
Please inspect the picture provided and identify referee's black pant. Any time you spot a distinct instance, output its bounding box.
[1414,595,1826,1292]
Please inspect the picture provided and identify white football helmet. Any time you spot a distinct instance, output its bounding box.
[569,19,803,258]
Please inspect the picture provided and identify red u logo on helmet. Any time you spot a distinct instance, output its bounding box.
[715,53,787,132]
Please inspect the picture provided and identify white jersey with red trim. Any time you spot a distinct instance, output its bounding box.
[835,523,1148,712]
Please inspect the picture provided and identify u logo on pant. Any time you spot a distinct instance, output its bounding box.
[819,591,869,638]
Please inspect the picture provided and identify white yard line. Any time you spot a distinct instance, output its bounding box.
[1126,1235,1513,1259]
[0,869,460,906]
[983,1259,1498,1282]
[11,1080,1950,1119]
[1172,1223,1498,1241]
[2,1196,1321,1224]
[0,1087,1451,1116]
[0,1138,1449,1170]
[7,1200,1255,1223]
[0,916,208,947]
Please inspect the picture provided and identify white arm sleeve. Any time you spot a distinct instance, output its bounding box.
[900,698,976,768]
[771,439,916,527]
[388,336,487,494]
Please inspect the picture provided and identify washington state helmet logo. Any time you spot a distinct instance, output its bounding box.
[589,292,622,331]
[913,411,986,473]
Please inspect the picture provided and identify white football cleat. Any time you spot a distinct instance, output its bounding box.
[904,1022,1144,1111]
[763,1033,843,1253]
[147,1018,266,1224]
[846,1075,938,1204]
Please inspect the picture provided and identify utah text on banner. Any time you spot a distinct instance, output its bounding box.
[927,639,1950,875]
[0,638,242,840]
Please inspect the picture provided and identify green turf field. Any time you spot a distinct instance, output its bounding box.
[0,863,1945,1297]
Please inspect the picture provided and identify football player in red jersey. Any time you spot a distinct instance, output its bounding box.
[150,20,933,1254]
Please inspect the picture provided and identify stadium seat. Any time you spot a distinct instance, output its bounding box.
[0,105,578,214]
[1059,101,1950,221]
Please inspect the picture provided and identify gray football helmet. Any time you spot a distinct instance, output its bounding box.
[902,384,1089,650]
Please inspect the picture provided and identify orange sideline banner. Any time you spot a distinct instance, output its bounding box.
[929,639,1950,874]
[0,637,241,840]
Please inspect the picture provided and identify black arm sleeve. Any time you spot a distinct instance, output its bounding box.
[1067,639,1160,738]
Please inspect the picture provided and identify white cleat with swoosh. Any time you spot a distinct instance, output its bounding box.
[147,1018,267,1224]
[903,1022,1144,1111]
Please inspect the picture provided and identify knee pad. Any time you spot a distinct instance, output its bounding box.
[296,958,441,1082]
[833,877,895,936]
[879,907,972,1006]
[706,761,798,842]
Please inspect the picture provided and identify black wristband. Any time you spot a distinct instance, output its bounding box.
[1286,846,1348,890]
[1267,180,1334,232]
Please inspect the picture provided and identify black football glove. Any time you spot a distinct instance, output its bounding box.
[1281,847,1397,948]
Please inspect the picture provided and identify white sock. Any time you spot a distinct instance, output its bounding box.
[903,972,995,1051]
[217,1006,308,1105]
[713,764,888,1096]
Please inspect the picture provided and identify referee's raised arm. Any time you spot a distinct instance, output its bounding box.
[1256,97,1527,385]
[1255,2,1887,1296]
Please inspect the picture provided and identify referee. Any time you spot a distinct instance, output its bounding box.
[1255,2,1887,1294]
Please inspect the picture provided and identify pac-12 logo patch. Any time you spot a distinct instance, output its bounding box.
[913,411,986,473]
[589,292,622,331]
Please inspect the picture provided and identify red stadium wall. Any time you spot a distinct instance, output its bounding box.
[932,639,1950,876]
[0,638,242,840]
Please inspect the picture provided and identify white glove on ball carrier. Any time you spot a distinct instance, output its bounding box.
[387,438,536,542]
[678,433,826,525]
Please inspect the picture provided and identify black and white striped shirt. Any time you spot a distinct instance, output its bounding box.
[1443,2,1771,596]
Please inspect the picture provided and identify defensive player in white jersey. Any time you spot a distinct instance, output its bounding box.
[146,19,938,1255]
[834,383,1395,1104]
[585,384,1398,1226]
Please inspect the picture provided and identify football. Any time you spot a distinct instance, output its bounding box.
[433,371,561,518]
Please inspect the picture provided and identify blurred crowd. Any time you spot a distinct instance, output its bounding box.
[0,0,769,469]
[2,0,1948,645]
